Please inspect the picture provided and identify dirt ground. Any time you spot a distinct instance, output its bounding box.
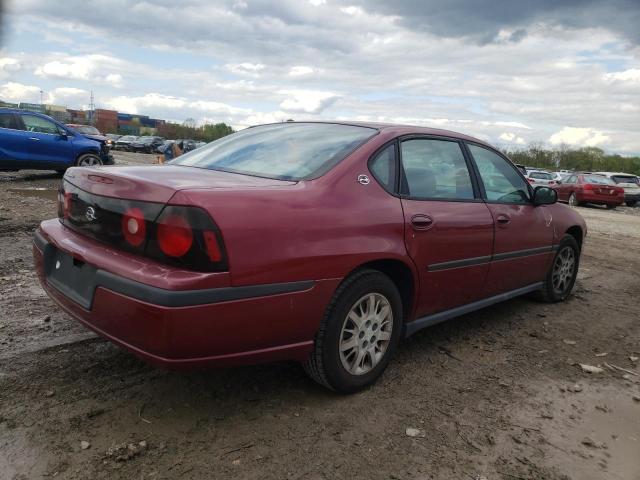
[1,153,639,480]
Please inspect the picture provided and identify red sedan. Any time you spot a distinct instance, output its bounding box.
[554,173,625,209]
[34,122,586,393]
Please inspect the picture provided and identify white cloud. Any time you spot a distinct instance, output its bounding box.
[499,132,526,144]
[105,93,187,113]
[340,6,364,16]
[308,0,326,6]
[549,127,611,147]
[0,81,40,102]
[288,66,315,76]
[0,57,21,79]
[225,63,265,76]
[604,68,640,83]
[278,89,340,114]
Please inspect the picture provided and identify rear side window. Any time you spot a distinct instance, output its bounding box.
[171,123,377,180]
[469,144,530,204]
[400,139,474,200]
[0,113,17,129]
[21,114,61,135]
[369,144,396,192]
[564,175,577,184]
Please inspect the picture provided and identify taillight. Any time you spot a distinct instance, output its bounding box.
[582,183,594,191]
[58,181,227,272]
[146,205,228,272]
[157,214,193,257]
[121,207,146,247]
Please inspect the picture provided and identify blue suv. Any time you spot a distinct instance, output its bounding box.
[0,108,113,173]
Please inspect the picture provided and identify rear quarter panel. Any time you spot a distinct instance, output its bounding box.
[168,131,414,287]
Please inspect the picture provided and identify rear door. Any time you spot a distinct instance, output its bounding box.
[466,143,554,295]
[0,112,30,168]
[399,137,494,317]
[19,113,76,168]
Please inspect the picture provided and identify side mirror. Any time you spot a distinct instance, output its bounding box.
[533,186,557,206]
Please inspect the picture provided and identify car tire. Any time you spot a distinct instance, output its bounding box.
[75,153,103,167]
[55,169,66,175]
[606,204,616,210]
[626,201,637,207]
[568,192,581,207]
[534,234,580,303]
[303,269,403,393]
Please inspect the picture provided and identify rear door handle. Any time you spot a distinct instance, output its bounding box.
[496,214,511,227]
[411,214,434,231]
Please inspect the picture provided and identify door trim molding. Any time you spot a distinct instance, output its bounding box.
[427,245,557,272]
[404,282,544,337]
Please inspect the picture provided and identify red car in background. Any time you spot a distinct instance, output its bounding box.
[555,173,625,209]
[33,122,586,393]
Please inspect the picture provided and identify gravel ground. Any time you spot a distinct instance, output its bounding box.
[0,154,639,480]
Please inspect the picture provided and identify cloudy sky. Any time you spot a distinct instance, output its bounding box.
[0,0,639,154]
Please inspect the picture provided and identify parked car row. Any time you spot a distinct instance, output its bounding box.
[519,166,639,209]
[111,136,205,154]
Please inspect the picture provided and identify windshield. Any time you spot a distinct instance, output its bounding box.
[170,123,377,180]
[611,175,639,184]
[583,175,615,185]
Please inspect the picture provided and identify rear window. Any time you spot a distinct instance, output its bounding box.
[583,175,615,185]
[530,172,553,180]
[611,175,639,184]
[170,123,377,180]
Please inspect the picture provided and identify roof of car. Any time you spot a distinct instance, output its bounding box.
[592,171,638,177]
[254,120,494,148]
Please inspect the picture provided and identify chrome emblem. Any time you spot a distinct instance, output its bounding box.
[357,174,370,185]
[85,206,97,222]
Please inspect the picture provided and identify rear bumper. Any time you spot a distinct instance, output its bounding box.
[578,191,624,205]
[33,226,338,369]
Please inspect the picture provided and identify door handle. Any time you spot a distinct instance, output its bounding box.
[411,214,434,231]
[496,214,511,227]
[29,137,40,141]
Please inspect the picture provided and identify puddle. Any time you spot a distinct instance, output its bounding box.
[501,381,640,480]
[8,188,58,202]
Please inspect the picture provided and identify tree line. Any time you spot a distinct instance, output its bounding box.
[501,143,640,175]
[156,122,235,143]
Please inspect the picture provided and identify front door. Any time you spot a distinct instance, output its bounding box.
[20,113,75,168]
[399,137,494,317]
[466,144,554,296]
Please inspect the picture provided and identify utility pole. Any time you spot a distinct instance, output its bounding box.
[89,90,95,125]
[40,90,44,105]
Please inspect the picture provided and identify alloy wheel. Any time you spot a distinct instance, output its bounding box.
[569,193,577,206]
[551,246,576,295]
[78,156,102,167]
[339,293,393,375]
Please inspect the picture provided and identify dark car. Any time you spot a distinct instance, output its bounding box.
[176,139,197,152]
[555,173,624,209]
[114,135,138,150]
[33,122,586,392]
[0,108,113,172]
[105,133,121,149]
[129,136,165,154]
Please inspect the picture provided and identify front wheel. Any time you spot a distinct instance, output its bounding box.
[626,201,637,207]
[75,153,103,167]
[606,204,616,210]
[304,270,403,393]
[535,235,580,303]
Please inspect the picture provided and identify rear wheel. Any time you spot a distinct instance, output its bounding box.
[626,201,637,207]
[303,270,403,393]
[535,235,580,303]
[75,153,103,167]
[606,204,616,210]
[568,192,581,207]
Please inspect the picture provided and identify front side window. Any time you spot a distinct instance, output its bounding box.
[468,144,530,204]
[369,143,396,192]
[564,175,577,184]
[400,139,474,200]
[21,115,61,135]
[171,123,377,180]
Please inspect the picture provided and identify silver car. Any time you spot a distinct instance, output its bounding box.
[592,172,640,207]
